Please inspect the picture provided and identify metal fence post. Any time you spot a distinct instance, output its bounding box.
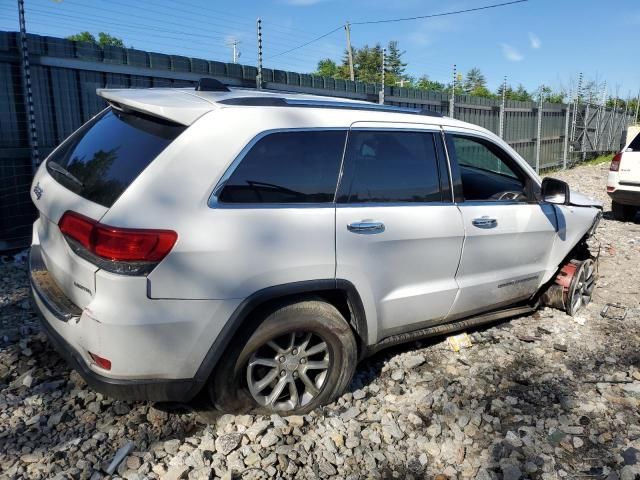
[378,48,385,104]
[582,101,590,161]
[562,89,571,169]
[449,64,456,118]
[256,18,263,90]
[535,86,543,173]
[499,76,506,139]
[17,0,39,170]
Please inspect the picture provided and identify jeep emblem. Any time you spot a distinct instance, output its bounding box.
[33,182,43,200]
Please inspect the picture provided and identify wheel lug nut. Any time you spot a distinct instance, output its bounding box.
[292,348,298,355]
[279,356,285,363]
[293,371,298,378]
[300,358,306,364]
[280,370,286,377]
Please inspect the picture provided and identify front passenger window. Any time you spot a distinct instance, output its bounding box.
[451,135,527,201]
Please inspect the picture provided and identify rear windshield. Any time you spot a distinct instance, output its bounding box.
[46,108,185,207]
[628,132,640,151]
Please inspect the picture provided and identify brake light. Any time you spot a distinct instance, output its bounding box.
[59,211,177,265]
[610,152,622,171]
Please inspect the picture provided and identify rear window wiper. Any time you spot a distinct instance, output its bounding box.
[48,161,84,188]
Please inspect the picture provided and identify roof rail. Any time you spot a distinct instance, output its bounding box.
[218,96,444,117]
[196,78,230,92]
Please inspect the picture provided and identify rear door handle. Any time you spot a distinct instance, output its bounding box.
[472,216,498,229]
[347,221,385,234]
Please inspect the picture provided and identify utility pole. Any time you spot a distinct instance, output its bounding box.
[499,76,507,138]
[17,0,39,170]
[635,89,640,124]
[449,64,456,118]
[582,90,591,161]
[562,88,572,169]
[227,39,241,63]
[256,18,263,89]
[344,22,355,82]
[379,48,385,104]
[535,85,544,173]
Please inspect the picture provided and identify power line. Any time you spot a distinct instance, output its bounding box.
[268,0,527,59]
[351,0,528,25]
[267,25,343,59]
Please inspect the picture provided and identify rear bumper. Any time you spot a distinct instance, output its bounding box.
[607,189,640,207]
[29,246,204,402]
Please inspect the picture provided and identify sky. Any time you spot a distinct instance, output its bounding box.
[1,0,639,97]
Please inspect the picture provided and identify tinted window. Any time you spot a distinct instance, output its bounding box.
[628,132,640,151]
[218,130,346,203]
[451,135,525,201]
[47,108,185,207]
[337,130,442,203]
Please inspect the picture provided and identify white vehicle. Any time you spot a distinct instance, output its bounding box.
[30,79,602,414]
[607,129,640,221]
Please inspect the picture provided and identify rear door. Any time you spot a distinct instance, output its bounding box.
[30,107,185,308]
[335,123,464,341]
[444,130,558,318]
[620,132,640,186]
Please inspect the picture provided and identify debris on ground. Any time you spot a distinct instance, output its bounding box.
[446,332,473,352]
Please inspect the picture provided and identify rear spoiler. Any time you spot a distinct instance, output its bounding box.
[97,88,216,126]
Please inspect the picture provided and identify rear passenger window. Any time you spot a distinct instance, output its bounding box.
[628,133,640,151]
[218,130,346,203]
[337,130,442,203]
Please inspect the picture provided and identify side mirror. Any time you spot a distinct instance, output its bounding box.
[541,177,571,205]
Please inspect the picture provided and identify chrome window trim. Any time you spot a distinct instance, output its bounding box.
[207,127,349,208]
[439,128,456,204]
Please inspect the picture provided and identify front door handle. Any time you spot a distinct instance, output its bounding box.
[347,221,385,234]
[472,216,498,229]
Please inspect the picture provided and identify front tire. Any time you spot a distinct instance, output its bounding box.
[612,201,638,222]
[210,300,357,415]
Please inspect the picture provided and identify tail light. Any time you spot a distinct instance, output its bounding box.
[59,211,177,275]
[610,152,622,171]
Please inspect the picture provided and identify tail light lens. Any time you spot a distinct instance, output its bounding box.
[59,211,177,275]
[610,152,622,171]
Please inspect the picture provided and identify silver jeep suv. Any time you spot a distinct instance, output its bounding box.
[29,80,602,414]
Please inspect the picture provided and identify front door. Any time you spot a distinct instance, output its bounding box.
[444,131,558,318]
[335,125,464,341]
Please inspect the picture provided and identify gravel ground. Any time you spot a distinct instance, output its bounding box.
[1,161,639,480]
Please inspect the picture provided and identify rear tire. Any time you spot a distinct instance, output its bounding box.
[612,201,638,222]
[209,299,357,415]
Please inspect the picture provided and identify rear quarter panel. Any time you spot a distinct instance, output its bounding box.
[100,107,352,300]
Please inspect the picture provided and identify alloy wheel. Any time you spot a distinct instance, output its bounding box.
[246,331,330,411]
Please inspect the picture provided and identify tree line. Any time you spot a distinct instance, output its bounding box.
[314,40,639,111]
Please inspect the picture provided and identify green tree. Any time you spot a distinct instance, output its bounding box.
[97,32,124,48]
[67,31,125,47]
[414,75,446,91]
[541,86,566,104]
[315,58,339,78]
[386,41,407,79]
[463,68,487,95]
[67,31,97,44]
[351,43,384,83]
